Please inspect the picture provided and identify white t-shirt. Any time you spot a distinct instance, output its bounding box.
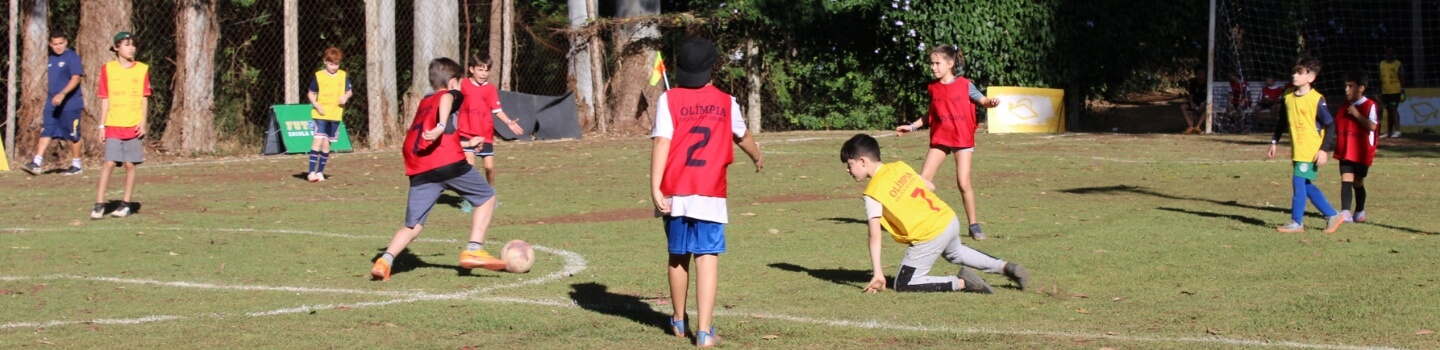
[651,90,748,224]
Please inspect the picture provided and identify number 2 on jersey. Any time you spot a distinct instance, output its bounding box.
[910,188,940,211]
[684,126,712,167]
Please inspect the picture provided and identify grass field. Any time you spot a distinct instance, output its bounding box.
[2,131,1438,349]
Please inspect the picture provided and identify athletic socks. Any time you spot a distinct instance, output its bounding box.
[307,151,319,173]
[380,252,395,266]
[71,158,82,169]
[1355,185,1367,212]
[467,241,483,251]
[317,152,331,173]
[1340,182,1353,211]
[32,155,42,165]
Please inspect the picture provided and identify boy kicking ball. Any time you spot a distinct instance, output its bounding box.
[840,134,1027,294]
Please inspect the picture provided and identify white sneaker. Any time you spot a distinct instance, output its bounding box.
[307,172,319,182]
[110,202,131,218]
[315,172,326,182]
[1389,131,1402,138]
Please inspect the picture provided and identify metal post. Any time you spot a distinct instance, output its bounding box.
[1204,0,1216,134]
[284,0,298,104]
[6,0,17,160]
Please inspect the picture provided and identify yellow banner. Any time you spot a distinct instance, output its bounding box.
[985,86,1065,133]
[1398,88,1440,129]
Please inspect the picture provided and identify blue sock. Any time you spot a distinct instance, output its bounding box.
[317,152,330,173]
[467,241,483,251]
[307,151,318,173]
[1305,180,1336,217]
[1290,176,1307,223]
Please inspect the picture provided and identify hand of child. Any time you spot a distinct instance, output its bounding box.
[1314,150,1328,166]
[1347,105,1360,119]
[135,125,146,138]
[895,124,914,137]
[422,127,442,141]
[983,97,1001,108]
[314,105,326,116]
[752,156,764,173]
[506,120,524,135]
[863,275,887,293]
[51,94,64,106]
[651,192,672,214]
[1266,144,1277,159]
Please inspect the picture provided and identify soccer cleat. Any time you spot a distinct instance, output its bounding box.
[370,259,391,281]
[696,326,718,348]
[956,267,994,294]
[1354,211,1367,223]
[1276,221,1305,233]
[669,317,686,338]
[460,200,475,213]
[1003,263,1030,291]
[968,223,987,240]
[90,203,105,220]
[60,166,83,176]
[315,172,326,182]
[110,202,131,218]
[459,249,507,271]
[22,161,41,175]
[1389,131,1402,138]
[306,172,318,182]
[1339,210,1353,223]
[1324,214,1344,234]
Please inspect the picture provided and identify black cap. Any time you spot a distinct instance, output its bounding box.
[675,38,717,88]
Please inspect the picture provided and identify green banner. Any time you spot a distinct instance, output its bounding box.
[272,104,353,153]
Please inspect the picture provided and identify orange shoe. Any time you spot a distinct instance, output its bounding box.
[459,250,507,271]
[1323,214,1344,234]
[370,259,391,281]
[1276,221,1305,233]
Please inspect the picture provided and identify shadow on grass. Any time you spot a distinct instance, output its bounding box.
[1156,207,1267,227]
[1206,138,1275,146]
[820,217,868,225]
[568,282,673,335]
[438,193,465,209]
[1064,185,1438,235]
[98,200,142,215]
[371,248,495,278]
[769,262,877,288]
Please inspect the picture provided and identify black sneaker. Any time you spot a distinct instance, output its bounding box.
[90,203,106,220]
[22,161,41,175]
[61,166,83,176]
[1003,263,1030,291]
[968,223,987,240]
[957,267,994,294]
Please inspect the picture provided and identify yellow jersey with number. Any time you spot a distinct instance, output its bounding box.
[311,70,349,121]
[1283,88,1331,162]
[98,61,151,127]
[863,162,955,244]
[1379,60,1402,94]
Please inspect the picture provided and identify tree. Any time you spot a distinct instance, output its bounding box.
[76,0,131,157]
[566,0,595,128]
[606,0,661,133]
[403,0,458,130]
[162,0,219,154]
[365,0,398,146]
[14,0,47,163]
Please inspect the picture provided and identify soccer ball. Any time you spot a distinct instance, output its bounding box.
[501,240,534,273]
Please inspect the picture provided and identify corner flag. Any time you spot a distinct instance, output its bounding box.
[649,52,669,89]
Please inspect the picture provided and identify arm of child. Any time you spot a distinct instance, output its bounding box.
[98,99,109,130]
[650,137,671,214]
[1268,103,1287,159]
[968,81,1001,108]
[1315,100,1336,166]
[137,98,148,138]
[734,130,764,172]
[1350,104,1378,131]
[897,106,932,136]
[308,91,324,116]
[339,78,353,105]
[422,93,452,142]
[497,110,524,135]
[864,216,887,293]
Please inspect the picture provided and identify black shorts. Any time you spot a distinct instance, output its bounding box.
[462,142,495,157]
[1338,160,1370,179]
[1381,94,1402,108]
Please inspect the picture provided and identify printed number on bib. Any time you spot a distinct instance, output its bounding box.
[910,188,941,211]
[684,126,712,167]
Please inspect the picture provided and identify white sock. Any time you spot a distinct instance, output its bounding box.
[33,155,42,165]
[72,158,82,168]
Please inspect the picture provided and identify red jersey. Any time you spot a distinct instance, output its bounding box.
[659,85,736,198]
[1229,80,1248,99]
[926,77,977,148]
[403,90,467,176]
[1334,97,1379,166]
[1261,83,1285,102]
[458,78,503,143]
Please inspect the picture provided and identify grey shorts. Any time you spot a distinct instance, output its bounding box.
[105,138,145,165]
[405,164,495,228]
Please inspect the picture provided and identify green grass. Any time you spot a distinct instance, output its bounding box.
[2,131,1437,349]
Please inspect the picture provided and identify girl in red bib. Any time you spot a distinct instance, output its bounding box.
[895,45,999,239]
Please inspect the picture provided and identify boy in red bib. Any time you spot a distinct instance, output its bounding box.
[650,38,763,348]
[1334,72,1379,223]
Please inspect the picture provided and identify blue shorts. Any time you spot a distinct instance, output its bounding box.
[41,109,83,142]
[664,216,726,255]
[310,120,340,142]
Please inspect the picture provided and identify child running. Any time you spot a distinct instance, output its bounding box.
[895,45,1000,239]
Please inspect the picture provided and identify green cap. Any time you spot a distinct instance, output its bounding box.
[109,31,133,52]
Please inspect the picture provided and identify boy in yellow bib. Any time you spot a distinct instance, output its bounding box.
[1267,55,1344,234]
[840,134,1027,294]
[305,47,353,182]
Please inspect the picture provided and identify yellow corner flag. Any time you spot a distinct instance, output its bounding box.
[1,142,9,171]
[649,52,666,87]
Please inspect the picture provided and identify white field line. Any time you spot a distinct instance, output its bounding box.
[1091,156,1272,164]
[458,296,1405,350]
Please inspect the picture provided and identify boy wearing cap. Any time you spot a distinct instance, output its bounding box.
[91,32,151,219]
[650,38,763,348]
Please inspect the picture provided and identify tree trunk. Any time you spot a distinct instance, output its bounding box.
[162,0,219,154]
[365,0,397,147]
[76,0,131,159]
[283,0,297,104]
[404,0,459,131]
[746,39,761,133]
[500,0,513,90]
[566,0,594,130]
[587,0,607,133]
[607,0,660,134]
[13,0,46,164]
[488,0,501,66]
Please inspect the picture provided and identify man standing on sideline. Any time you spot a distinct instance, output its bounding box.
[22,32,86,175]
